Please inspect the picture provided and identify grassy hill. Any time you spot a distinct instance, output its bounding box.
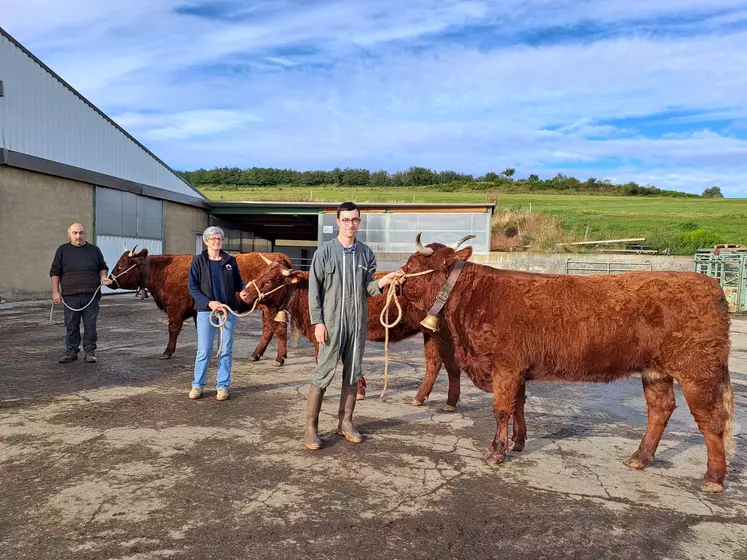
[198,186,747,255]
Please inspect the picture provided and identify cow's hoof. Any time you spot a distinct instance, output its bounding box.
[411,398,424,407]
[511,440,525,452]
[624,456,647,470]
[700,480,724,493]
[273,360,284,367]
[356,393,365,401]
[483,449,506,465]
[159,353,172,360]
[250,354,261,362]
[441,404,456,413]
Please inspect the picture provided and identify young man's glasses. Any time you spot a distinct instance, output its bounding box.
[339,218,361,225]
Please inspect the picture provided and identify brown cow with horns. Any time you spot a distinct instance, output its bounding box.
[397,233,735,492]
[108,246,294,364]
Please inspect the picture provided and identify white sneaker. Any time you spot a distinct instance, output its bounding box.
[188,387,203,400]
[216,388,229,401]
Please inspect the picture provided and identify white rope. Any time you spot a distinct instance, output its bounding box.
[49,263,139,323]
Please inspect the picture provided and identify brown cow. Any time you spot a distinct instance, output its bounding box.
[397,234,735,492]
[239,257,529,451]
[108,249,293,364]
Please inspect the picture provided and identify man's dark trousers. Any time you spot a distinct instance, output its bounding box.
[63,293,100,353]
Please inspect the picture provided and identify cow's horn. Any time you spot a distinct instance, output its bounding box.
[123,242,128,252]
[281,269,292,277]
[415,233,434,256]
[260,254,273,266]
[452,235,476,250]
[128,244,139,257]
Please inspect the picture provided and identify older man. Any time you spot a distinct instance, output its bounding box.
[50,223,112,364]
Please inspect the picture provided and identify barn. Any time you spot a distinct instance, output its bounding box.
[0,27,208,300]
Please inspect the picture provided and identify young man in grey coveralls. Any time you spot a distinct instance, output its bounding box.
[305,202,405,450]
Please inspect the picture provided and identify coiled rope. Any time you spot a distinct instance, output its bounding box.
[378,269,434,399]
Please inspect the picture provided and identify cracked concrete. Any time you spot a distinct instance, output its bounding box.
[0,297,745,559]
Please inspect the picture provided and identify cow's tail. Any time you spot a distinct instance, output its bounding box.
[722,365,735,456]
[291,316,299,348]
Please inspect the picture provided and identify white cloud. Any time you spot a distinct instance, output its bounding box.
[112,110,262,140]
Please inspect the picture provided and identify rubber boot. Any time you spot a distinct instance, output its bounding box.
[304,385,325,450]
[337,383,363,443]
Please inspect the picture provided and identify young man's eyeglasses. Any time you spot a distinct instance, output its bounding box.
[339,218,361,225]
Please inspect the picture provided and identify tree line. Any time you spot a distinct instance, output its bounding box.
[178,166,720,198]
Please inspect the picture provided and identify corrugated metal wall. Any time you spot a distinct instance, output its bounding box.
[0,32,197,199]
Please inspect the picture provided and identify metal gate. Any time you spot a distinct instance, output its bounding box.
[565,259,653,275]
[694,251,747,313]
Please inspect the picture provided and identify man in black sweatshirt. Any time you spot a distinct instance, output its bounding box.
[50,223,112,364]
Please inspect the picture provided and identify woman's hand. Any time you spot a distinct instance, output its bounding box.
[209,301,225,312]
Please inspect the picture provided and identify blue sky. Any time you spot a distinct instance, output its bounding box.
[3,0,747,195]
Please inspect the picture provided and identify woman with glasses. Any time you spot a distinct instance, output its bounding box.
[304,202,405,449]
[187,226,245,401]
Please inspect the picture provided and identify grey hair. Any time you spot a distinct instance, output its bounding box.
[202,226,225,243]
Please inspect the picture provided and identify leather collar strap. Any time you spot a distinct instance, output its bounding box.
[280,283,296,312]
[139,256,151,290]
[426,258,465,317]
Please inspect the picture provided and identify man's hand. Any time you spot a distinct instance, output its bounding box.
[378,270,406,289]
[209,301,225,312]
[52,291,63,304]
[101,278,113,286]
[314,323,328,345]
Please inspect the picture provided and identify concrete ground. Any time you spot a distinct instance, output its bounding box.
[1,295,746,560]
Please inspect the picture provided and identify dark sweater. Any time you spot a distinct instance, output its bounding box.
[188,250,245,311]
[50,242,108,296]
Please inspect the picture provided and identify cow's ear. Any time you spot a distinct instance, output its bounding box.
[455,246,472,261]
[137,248,149,258]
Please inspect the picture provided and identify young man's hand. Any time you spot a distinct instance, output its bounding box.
[378,270,406,289]
[314,323,328,345]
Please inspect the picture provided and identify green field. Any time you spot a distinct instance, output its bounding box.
[200,187,747,254]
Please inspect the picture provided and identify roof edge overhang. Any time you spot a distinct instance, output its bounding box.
[1,149,208,209]
[0,25,205,200]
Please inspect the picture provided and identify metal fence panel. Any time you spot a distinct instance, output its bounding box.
[565,260,653,275]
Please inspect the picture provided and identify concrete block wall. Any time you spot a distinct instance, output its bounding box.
[163,200,208,255]
[0,166,94,299]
